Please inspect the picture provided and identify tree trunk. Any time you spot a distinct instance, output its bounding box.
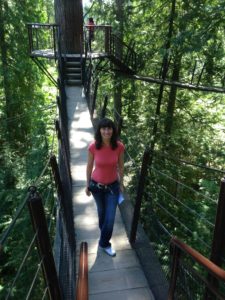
[54,0,83,53]
[148,0,176,165]
[164,54,182,136]
[114,0,124,125]
[0,1,12,134]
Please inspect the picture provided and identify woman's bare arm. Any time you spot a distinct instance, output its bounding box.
[86,151,94,196]
[118,152,124,192]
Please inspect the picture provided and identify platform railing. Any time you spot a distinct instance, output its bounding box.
[84,25,136,72]
[169,236,225,299]
[27,23,59,59]
[110,34,137,72]
[84,25,112,55]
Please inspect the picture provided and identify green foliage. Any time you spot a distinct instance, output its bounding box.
[87,0,225,283]
[0,0,56,298]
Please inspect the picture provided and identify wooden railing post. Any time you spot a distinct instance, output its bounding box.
[76,242,88,300]
[129,148,151,243]
[27,186,61,300]
[168,243,181,300]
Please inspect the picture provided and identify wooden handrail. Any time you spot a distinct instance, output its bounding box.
[76,242,88,300]
[27,23,59,27]
[171,237,225,282]
[85,25,112,29]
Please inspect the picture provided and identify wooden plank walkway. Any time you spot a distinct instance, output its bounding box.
[66,86,155,300]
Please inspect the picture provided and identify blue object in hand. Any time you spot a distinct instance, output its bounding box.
[118,192,124,204]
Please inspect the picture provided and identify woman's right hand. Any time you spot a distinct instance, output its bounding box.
[85,187,91,196]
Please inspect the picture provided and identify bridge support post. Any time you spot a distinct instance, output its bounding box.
[27,186,62,300]
[210,177,225,265]
[129,148,151,244]
[105,26,112,54]
[168,243,181,300]
[206,177,225,298]
[91,78,99,119]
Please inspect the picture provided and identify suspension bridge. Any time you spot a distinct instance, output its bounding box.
[1,22,225,300]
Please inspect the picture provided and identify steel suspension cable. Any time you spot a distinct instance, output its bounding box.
[153,185,214,227]
[1,103,56,123]
[0,194,29,248]
[154,151,225,174]
[151,166,217,203]
[6,232,38,299]
[25,258,44,300]
[155,201,211,250]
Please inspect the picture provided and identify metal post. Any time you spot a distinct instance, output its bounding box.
[91,78,99,119]
[50,155,63,197]
[27,186,61,300]
[206,178,225,298]
[129,148,151,243]
[210,178,225,264]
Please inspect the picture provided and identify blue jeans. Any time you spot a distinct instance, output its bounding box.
[92,181,119,248]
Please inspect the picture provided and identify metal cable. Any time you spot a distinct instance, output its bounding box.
[1,103,56,123]
[41,287,48,300]
[6,232,38,300]
[25,258,44,300]
[0,194,29,248]
[152,185,214,227]
[155,201,211,250]
[154,151,225,174]
[151,166,217,203]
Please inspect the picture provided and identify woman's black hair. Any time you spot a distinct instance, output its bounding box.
[95,118,118,149]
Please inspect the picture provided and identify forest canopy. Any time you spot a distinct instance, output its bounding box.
[0,0,225,298]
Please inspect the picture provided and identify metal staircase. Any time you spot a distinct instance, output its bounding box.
[65,57,82,86]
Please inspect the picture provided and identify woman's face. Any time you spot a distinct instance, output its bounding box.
[100,126,113,141]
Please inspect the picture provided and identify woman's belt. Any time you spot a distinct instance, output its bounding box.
[91,180,118,189]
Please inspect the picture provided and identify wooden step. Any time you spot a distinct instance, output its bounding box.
[66,79,82,86]
[67,74,82,79]
[66,61,81,67]
[66,67,81,73]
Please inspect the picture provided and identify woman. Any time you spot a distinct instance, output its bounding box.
[85,118,125,257]
[87,17,95,51]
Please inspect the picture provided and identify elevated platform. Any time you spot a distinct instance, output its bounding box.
[66,86,155,299]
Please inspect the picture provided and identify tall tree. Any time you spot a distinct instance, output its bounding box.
[113,0,124,125]
[54,0,83,53]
